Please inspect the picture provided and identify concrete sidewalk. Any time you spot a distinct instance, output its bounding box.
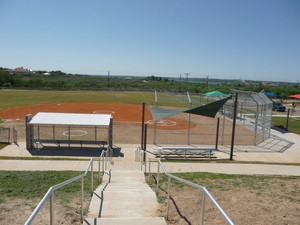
[0,160,299,176]
[0,127,299,175]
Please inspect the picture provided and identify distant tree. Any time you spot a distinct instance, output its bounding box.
[35,70,48,75]
[3,83,12,88]
[50,70,66,76]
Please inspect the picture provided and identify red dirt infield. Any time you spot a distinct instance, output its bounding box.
[0,103,192,130]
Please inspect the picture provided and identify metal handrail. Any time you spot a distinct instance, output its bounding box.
[139,149,234,225]
[25,146,113,225]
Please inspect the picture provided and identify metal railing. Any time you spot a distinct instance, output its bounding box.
[24,146,113,225]
[137,148,234,225]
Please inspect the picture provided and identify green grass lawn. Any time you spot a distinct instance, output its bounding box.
[0,170,100,201]
[0,170,100,222]
[150,172,300,195]
[272,116,300,135]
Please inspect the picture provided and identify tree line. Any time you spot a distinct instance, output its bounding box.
[0,69,299,101]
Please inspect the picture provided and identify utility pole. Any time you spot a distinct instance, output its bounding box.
[185,73,189,82]
[107,71,110,88]
[185,73,190,92]
[179,74,182,93]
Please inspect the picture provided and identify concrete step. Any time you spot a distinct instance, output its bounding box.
[83,217,167,225]
[102,170,146,183]
[88,188,158,218]
[94,184,152,193]
[96,183,152,191]
[106,161,141,169]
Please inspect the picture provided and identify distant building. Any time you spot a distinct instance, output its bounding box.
[124,77,133,80]
[7,67,32,74]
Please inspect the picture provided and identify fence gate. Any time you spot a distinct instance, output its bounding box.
[13,126,18,147]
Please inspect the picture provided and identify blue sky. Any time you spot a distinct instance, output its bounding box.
[1,0,299,82]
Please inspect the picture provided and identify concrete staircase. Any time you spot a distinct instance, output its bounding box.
[84,169,166,225]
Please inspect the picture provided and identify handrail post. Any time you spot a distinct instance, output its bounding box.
[91,159,94,194]
[50,193,54,225]
[156,162,160,195]
[105,152,108,170]
[144,151,147,173]
[148,157,151,182]
[200,191,206,225]
[98,157,101,184]
[140,151,143,170]
[81,177,84,223]
[138,147,140,162]
[166,176,171,220]
[102,156,104,172]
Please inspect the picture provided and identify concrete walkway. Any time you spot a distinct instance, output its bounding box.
[0,126,300,175]
[0,159,299,176]
[0,126,299,174]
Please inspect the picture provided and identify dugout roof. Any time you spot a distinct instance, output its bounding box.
[29,112,111,126]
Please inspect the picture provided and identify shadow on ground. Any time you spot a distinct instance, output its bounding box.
[271,125,290,134]
[28,146,124,157]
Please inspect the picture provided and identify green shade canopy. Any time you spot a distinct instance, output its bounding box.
[205,90,230,97]
[148,97,230,122]
[185,97,230,117]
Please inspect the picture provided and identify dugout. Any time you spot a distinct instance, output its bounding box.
[25,112,113,150]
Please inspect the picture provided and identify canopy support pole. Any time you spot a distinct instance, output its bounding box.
[230,92,238,160]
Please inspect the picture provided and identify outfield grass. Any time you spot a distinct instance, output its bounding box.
[0,90,157,109]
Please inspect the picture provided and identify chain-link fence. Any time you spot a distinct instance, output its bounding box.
[152,90,272,146]
[32,125,108,141]
[0,127,10,143]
